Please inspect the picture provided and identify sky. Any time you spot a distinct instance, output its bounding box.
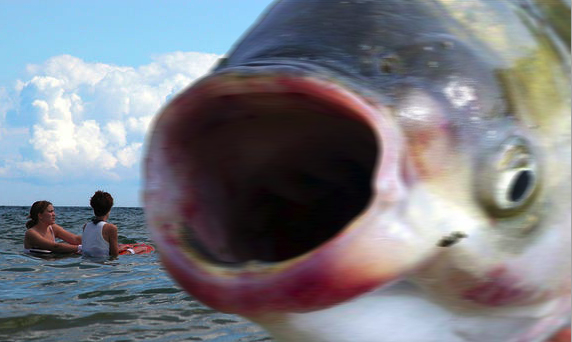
[0,0,275,207]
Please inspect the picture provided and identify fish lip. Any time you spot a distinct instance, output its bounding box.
[144,65,422,315]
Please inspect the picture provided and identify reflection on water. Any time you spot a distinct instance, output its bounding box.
[0,206,273,342]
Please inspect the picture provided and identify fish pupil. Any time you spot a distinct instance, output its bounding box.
[509,170,533,203]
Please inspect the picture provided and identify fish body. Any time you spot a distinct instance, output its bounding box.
[144,0,571,341]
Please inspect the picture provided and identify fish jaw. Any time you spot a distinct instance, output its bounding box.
[144,66,443,316]
[251,281,571,342]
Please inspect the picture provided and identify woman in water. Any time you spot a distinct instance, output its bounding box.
[24,201,82,253]
[82,191,149,258]
[82,191,121,258]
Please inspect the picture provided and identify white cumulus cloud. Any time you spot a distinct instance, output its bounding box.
[105,121,127,147]
[0,52,220,181]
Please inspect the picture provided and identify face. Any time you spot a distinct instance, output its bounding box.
[38,205,56,225]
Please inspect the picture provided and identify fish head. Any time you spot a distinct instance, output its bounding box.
[144,0,571,341]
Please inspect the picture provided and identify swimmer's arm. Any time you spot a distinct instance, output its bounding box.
[25,229,79,253]
[103,223,119,257]
[52,224,82,244]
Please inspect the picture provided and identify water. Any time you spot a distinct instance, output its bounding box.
[0,206,273,342]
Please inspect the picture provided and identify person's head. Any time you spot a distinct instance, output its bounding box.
[26,201,54,229]
[90,191,114,217]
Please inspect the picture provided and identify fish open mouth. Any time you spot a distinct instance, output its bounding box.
[184,93,378,264]
[151,70,380,264]
[145,68,415,314]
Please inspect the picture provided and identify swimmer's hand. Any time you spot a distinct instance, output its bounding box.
[118,245,135,254]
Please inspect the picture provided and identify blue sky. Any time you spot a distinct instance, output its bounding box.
[0,0,274,207]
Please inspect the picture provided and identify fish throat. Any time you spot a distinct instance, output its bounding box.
[163,75,379,265]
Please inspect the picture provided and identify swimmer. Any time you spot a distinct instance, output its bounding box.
[24,201,82,254]
[82,190,124,258]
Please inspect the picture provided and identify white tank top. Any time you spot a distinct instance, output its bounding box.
[82,221,110,257]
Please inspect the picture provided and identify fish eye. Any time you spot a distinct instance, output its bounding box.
[495,165,536,210]
[509,169,533,203]
[478,136,539,216]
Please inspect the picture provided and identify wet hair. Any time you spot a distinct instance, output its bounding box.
[26,201,53,229]
[90,191,114,217]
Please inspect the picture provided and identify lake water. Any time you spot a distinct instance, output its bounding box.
[0,206,273,342]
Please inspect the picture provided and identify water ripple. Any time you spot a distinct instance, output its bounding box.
[0,206,273,342]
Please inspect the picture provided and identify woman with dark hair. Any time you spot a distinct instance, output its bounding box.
[82,191,150,258]
[24,201,82,254]
[82,191,121,257]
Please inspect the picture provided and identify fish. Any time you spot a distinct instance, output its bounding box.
[143,0,571,341]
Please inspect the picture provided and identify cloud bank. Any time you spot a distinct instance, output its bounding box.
[0,52,220,183]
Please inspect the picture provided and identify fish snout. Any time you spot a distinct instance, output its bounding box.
[144,66,435,315]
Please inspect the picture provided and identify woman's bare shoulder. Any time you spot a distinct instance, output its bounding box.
[103,223,118,233]
[24,227,38,238]
[51,224,65,232]
[24,228,42,248]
